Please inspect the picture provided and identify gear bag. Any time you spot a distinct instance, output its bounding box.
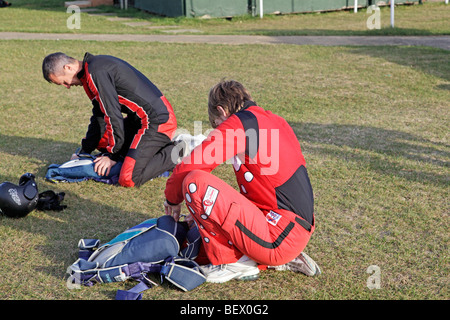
[45,154,123,185]
[45,154,169,185]
[67,215,206,300]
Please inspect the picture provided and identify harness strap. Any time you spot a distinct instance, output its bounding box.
[68,257,206,300]
[114,258,206,300]
[115,281,150,300]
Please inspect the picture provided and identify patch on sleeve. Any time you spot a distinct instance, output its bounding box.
[266,210,282,226]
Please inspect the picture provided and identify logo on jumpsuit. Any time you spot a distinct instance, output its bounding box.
[202,186,219,216]
[266,210,282,226]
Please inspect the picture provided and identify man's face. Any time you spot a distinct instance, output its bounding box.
[49,64,81,89]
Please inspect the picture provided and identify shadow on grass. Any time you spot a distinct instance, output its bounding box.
[0,133,165,299]
[0,133,79,180]
[1,121,448,297]
[348,46,450,83]
[1,194,158,299]
[292,122,449,187]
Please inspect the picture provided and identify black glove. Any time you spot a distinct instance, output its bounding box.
[36,190,67,211]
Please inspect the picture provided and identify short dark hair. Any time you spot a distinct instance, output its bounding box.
[42,52,76,82]
[208,80,253,128]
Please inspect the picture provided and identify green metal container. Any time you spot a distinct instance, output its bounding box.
[253,0,367,14]
[132,0,421,18]
[185,0,249,17]
[133,0,185,17]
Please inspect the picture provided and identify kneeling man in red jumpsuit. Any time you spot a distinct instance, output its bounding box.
[164,80,320,283]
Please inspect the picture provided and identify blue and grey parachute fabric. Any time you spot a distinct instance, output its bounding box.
[45,154,123,184]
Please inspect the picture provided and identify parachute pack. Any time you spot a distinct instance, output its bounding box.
[45,154,123,185]
[67,215,206,300]
[45,154,170,185]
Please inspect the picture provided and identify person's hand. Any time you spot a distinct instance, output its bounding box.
[183,213,195,229]
[70,153,79,160]
[164,200,183,221]
[93,155,116,176]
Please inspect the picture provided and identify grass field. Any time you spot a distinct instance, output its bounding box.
[0,0,449,35]
[0,1,449,302]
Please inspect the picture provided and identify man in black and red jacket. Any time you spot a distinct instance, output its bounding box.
[42,52,178,187]
[164,80,320,283]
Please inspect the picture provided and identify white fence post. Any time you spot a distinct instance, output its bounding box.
[259,0,263,18]
[120,0,128,10]
[391,0,395,28]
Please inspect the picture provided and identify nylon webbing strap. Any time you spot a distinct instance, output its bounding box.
[115,281,151,300]
[295,217,312,232]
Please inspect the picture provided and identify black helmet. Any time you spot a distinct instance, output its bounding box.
[0,173,39,218]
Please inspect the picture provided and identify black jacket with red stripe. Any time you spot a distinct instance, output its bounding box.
[77,52,177,161]
[165,101,314,226]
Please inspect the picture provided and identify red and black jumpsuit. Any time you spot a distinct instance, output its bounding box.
[77,53,177,187]
[165,101,315,266]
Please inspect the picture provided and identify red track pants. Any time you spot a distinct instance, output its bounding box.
[182,170,314,266]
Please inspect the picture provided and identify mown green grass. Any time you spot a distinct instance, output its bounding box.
[0,0,449,35]
[0,39,448,300]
